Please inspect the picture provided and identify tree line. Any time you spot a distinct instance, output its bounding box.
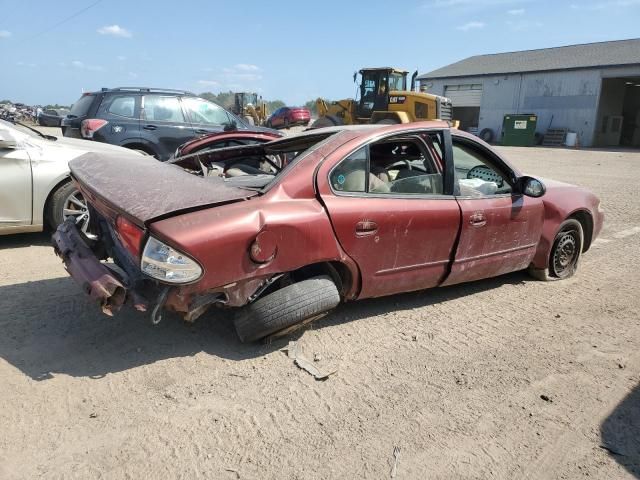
[199,92,321,116]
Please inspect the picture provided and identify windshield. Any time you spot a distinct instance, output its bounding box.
[389,73,406,91]
[0,119,40,139]
[177,130,342,190]
[245,93,258,105]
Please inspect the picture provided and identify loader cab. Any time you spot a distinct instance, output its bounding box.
[356,68,408,120]
[233,92,258,115]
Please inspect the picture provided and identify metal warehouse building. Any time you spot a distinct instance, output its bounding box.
[417,38,640,147]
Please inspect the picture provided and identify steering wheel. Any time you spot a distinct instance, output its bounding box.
[467,165,503,187]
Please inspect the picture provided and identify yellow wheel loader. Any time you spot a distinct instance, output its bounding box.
[312,67,453,127]
[233,92,268,126]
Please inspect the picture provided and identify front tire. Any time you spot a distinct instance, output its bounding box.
[310,115,343,129]
[375,118,400,125]
[234,276,340,342]
[549,219,583,279]
[47,181,94,239]
[529,219,583,281]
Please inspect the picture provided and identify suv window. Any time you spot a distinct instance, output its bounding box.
[452,141,512,196]
[69,94,95,116]
[143,96,185,122]
[182,97,230,125]
[330,134,444,195]
[107,96,136,118]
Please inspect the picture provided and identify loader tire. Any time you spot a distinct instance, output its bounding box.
[310,115,342,129]
[234,276,340,343]
[375,118,399,124]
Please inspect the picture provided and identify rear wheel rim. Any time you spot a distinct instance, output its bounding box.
[62,191,96,239]
[551,228,579,277]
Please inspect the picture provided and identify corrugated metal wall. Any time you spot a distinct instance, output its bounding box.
[419,69,618,146]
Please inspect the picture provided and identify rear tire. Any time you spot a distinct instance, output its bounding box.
[234,276,340,343]
[479,128,494,143]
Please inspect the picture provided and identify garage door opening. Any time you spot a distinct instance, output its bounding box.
[444,84,482,132]
[596,77,640,147]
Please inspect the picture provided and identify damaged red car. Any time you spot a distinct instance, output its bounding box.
[53,122,604,342]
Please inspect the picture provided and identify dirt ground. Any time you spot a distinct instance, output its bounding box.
[1,142,640,479]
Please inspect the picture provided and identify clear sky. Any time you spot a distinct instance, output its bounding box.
[1,0,639,106]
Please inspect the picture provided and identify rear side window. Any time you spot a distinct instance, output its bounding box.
[69,94,95,116]
[143,96,185,122]
[107,96,137,118]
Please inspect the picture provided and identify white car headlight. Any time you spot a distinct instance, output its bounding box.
[141,236,202,284]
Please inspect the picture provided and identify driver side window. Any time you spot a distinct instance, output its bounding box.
[452,142,512,196]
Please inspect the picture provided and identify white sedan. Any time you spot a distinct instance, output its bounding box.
[0,120,143,236]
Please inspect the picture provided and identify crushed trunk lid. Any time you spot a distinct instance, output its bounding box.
[69,152,258,224]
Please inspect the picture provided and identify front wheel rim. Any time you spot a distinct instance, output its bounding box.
[551,229,579,277]
[62,191,96,239]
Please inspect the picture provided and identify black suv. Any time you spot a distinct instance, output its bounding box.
[62,87,273,160]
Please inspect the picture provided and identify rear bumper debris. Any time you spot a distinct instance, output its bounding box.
[52,219,131,316]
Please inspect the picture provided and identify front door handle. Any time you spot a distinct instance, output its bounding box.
[195,129,210,134]
[143,124,157,131]
[469,212,487,227]
[355,220,378,237]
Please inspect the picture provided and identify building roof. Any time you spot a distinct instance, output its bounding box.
[417,38,640,80]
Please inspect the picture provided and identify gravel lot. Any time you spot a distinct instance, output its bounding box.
[1,136,639,479]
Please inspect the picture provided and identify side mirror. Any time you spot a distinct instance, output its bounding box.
[224,120,238,132]
[520,176,546,198]
[0,130,17,149]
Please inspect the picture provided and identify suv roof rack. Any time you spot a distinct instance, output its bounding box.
[100,87,195,95]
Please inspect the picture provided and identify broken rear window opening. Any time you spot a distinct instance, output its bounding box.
[170,130,342,191]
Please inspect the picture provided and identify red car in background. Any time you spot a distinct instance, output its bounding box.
[174,130,283,158]
[53,122,603,343]
[266,107,311,129]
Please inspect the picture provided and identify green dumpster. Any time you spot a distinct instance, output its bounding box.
[501,114,537,146]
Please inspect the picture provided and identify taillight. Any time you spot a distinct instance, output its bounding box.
[116,216,144,258]
[81,119,108,139]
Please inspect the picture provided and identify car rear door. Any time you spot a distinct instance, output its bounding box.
[442,136,544,286]
[316,130,461,299]
[95,93,142,147]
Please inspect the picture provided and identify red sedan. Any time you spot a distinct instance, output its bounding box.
[53,122,603,342]
[266,106,311,129]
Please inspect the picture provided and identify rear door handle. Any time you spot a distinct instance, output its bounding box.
[143,124,157,131]
[469,212,487,227]
[355,220,378,237]
[195,129,210,134]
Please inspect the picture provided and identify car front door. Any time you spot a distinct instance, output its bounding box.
[442,136,545,286]
[141,95,195,160]
[316,130,461,299]
[0,145,32,227]
[182,97,234,138]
